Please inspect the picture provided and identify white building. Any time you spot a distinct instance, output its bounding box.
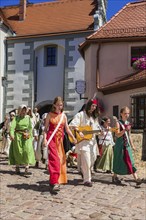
[0,0,107,121]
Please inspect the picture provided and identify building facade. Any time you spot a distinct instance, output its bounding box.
[0,0,107,121]
[80,1,146,130]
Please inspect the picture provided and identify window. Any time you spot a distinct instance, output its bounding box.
[131,95,146,129]
[113,105,119,119]
[46,46,57,66]
[131,46,146,66]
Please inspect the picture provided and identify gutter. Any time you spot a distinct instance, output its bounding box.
[7,29,94,41]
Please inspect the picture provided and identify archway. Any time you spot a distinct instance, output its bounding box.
[37,104,52,118]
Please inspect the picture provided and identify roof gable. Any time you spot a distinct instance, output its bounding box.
[1,0,97,37]
[88,1,146,40]
[100,70,146,94]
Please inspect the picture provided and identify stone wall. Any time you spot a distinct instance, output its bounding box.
[130,133,146,178]
[130,133,143,161]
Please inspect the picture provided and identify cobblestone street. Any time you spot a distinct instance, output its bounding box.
[0,153,146,220]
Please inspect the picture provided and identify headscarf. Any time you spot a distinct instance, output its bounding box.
[91,99,98,105]
[17,104,27,116]
[10,112,15,116]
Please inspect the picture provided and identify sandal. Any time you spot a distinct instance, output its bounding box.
[24,167,31,175]
[136,178,143,188]
[15,166,20,174]
[112,176,122,184]
[50,184,60,191]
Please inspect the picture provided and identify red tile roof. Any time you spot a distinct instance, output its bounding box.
[99,69,146,94]
[88,1,146,41]
[1,0,97,37]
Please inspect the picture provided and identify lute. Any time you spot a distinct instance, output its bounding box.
[69,125,101,144]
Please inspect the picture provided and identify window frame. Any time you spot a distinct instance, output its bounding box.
[45,45,58,66]
[131,95,146,129]
[131,46,146,66]
[128,43,146,70]
[113,105,119,119]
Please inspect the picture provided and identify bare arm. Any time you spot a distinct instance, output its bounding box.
[115,121,125,138]
[68,112,84,138]
[43,113,50,145]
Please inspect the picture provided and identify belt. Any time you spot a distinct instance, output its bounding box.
[15,130,28,133]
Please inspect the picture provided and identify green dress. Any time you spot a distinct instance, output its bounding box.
[97,143,113,171]
[9,115,36,165]
[113,120,136,175]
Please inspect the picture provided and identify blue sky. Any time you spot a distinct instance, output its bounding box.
[0,0,138,20]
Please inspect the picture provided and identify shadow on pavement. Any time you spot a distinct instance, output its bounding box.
[67,179,83,186]
[7,182,58,195]
[0,155,9,165]
[0,170,15,175]
[0,162,9,165]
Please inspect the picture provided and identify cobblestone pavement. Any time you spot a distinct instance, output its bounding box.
[0,153,146,220]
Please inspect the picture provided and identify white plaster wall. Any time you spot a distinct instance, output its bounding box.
[0,30,7,121]
[34,40,65,104]
[8,43,30,71]
[34,37,86,114]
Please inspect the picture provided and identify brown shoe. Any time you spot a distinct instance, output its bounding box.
[84,181,93,187]
[136,178,143,187]
[35,161,39,168]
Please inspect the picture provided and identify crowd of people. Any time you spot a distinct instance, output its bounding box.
[0,96,143,192]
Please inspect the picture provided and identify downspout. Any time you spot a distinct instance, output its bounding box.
[96,43,101,89]
[63,54,65,101]
[3,39,8,119]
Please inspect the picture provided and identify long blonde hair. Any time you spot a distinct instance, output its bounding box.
[120,106,130,118]
[120,106,130,114]
[51,96,64,113]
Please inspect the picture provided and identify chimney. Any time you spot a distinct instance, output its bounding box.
[19,0,26,21]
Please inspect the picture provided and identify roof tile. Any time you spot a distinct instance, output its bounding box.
[88,1,146,40]
[1,0,96,37]
[100,69,146,89]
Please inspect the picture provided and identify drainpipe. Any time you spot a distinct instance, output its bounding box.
[96,43,101,89]
[2,39,8,120]
[63,54,65,102]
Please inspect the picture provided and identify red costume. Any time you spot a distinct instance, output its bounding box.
[46,112,67,185]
